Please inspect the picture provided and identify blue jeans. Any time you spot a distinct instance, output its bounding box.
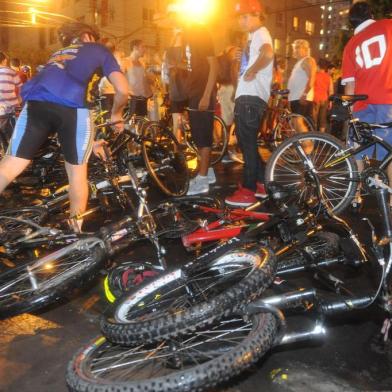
[234,95,267,191]
[351,104,392,160]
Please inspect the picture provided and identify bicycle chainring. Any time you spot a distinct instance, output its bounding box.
[361,167,389,194]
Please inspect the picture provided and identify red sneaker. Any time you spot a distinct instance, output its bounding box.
[255,182,268,198]
[225,186,257,207]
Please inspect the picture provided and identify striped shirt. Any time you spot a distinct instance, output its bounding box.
[0,66,21,112]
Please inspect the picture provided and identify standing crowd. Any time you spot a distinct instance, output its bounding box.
[0,0,391,224]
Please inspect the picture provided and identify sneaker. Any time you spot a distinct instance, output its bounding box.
[228,150,244,164]
[221,154,234,164]
[207,167,216,185]
[225,185,257,207]
[255,182,268,198]
[187,175,209,195]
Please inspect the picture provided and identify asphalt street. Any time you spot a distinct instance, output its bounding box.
[0,160,391,392]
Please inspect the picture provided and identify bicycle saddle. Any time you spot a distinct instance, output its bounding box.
[271,89,290,96]
[329,94,368,105]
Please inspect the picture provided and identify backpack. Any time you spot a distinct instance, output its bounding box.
[216,52,233,85]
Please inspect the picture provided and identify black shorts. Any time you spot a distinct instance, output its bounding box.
[187,95,215,148]
[290,100,314,123]
[8,100,93,165]
[170,100,188,114]
[129,96,148,117]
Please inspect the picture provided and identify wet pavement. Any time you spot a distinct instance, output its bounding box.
[1,161,392,392]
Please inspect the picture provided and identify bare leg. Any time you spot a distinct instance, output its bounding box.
[65,161,89,231]
[198,147,211,176]
[172,113,183,143]
[0,155,31,193]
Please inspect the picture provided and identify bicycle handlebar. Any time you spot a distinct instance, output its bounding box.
[95,119,124,129]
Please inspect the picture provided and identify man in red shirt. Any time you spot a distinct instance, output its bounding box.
[314,58,333,132]
[341,1,392,205]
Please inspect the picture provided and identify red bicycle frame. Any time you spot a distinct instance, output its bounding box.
[181,204,271,248]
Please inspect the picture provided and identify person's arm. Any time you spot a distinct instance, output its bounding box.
[199,55,218,111]
[108,71,129,131]
[301,57,317,100]
[328,75,334,96]
[243,43,273,81]
[344,81,355,95]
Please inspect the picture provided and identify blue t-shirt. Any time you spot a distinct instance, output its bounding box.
[22,43,120,108]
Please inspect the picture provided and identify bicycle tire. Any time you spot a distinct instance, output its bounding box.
[142,121,189,197]
[0,238,106,319]
[272,113,315,149]
[210,114,229,165]
[101,242,276,345]
[67,312,278,392]
[265,132,359,215]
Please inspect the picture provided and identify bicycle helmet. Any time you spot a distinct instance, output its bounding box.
[58,22,100,47]
[104,262,161,303]
[234,0,263,15]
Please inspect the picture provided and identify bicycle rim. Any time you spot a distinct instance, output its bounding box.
[266,132,358,214]
[142,122,189,196]
[67,313,278,392]
[211,115,228,165]
[0,239,105,318]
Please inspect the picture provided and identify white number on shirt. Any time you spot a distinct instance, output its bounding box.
[355,34,387,69]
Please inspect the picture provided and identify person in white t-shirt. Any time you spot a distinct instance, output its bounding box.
[225,0,274,207]
[287,39,316,126]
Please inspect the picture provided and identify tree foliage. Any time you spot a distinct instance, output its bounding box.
[368,0,392,19]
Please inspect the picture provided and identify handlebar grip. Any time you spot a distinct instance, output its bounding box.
[99,216,133,238]
[375,188,392,238]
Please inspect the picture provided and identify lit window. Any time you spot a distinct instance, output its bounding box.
[319,43,324,50]
[305,21,315,35]
[293,16,299,31]
[274,39,281,51]
[320,29,324,35]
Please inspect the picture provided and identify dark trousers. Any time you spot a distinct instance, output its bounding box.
[234,95,267,191]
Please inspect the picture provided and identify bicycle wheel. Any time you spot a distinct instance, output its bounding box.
[152,195,223,238]
[0,207,48,244]
[142,121,189,196]
[67,312,278,392]
[101,243,276,345]
[210,115,228,165]
[265,132,359,215]
[272,113,315,148]
[0,238,106,319]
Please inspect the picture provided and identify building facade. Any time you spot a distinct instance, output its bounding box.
[2,0,325,71]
